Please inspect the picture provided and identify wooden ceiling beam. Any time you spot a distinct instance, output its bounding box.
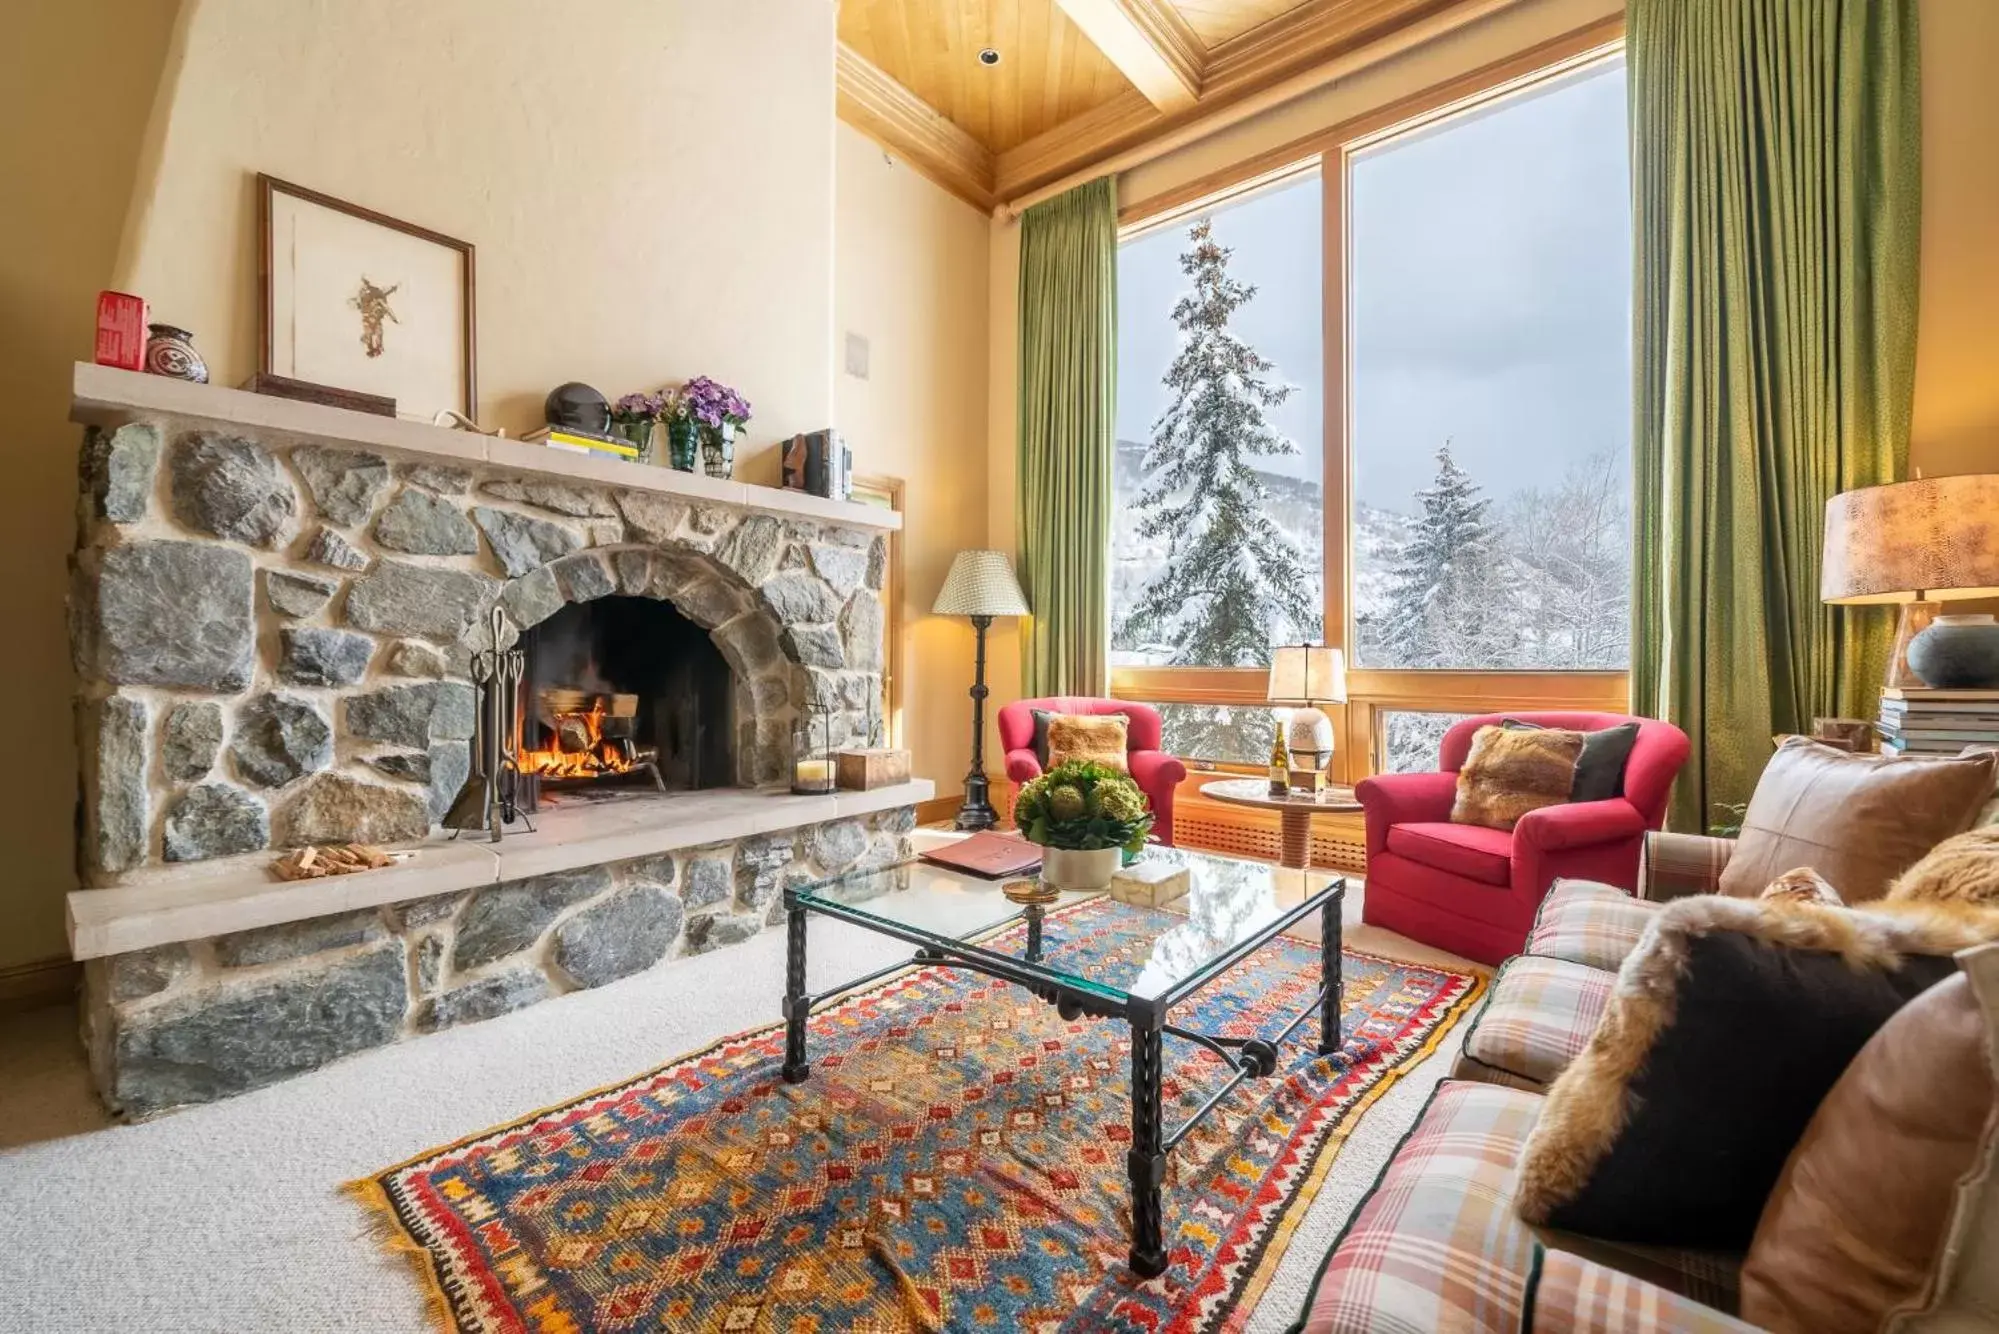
[996,0,1530,208]
[1050,0,1205,113]
[835,42,998,212]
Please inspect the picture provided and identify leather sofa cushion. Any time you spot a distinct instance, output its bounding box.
[1739,968,1996,1333]
[1718,738,1995,903]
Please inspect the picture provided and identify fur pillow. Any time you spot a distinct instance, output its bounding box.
[1512,895,1999,1249]
[1045,714,1128,772]
[1889,827,1999,907]
[1451,724,1583,831]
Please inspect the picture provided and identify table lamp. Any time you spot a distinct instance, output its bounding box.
[1268,644,1347,772]
[932,550,1030,830]
[1822,474,1999,687]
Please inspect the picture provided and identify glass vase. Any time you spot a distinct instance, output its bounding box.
[613,419,656,464]
[700,422,735,479]
[665,418,699,472]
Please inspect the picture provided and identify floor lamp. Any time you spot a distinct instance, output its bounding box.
[932,550,1030,831]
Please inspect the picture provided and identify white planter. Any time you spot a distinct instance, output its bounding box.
[1040,846,1122,892]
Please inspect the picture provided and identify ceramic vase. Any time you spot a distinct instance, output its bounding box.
[665,418,699,472]
[144,324,208,383]
[1039,846,1121,892]
[700,422,735,479]
[1908,614,1999,689]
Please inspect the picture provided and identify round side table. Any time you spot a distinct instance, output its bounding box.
[1200,777,1361,870]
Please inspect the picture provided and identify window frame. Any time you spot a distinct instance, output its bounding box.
[1108,16,1630,785]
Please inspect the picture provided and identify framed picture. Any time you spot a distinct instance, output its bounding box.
[849,474,904,747]
[258,174,476,421]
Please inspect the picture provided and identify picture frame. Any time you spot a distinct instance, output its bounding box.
[258,173,476,421]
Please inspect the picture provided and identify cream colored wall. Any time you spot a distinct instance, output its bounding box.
[1911,0,1999,481]
[833,124,993,796]
[0,0,178,971]
[118,0,838,478]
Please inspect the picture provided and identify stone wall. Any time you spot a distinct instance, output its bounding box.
[70,420,889,877]
[83,807,914,1116]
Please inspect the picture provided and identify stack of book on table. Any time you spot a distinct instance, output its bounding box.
[522,425,641,461]
[1876,687,1999,755]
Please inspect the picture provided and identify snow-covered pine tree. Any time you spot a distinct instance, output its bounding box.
[1116,218,1319,759]
[1365,442,1515,671]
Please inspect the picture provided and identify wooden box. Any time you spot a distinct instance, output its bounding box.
[835,748,910,790]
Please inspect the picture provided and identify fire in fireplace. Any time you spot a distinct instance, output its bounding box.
[515,595,736,802]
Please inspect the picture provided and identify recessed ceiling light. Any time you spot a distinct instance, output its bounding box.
[977,47,1002,67]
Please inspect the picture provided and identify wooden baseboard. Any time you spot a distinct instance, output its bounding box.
[915,794,964,826]
[0,955,79,1015]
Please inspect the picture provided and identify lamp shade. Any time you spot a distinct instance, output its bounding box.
[932,549,1030,618]
[1822,475,1999,604]
[1267,644,1347,704]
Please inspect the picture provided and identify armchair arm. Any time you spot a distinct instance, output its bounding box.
[1127,749,1187,793]
[1511,799,1646,853]
[1526,1249,1758,1333]
[1004,749,1043,784]
[1354,771,1459,855]
[1639,830,1737,903]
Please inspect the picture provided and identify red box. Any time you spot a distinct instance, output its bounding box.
[95,291,148,371]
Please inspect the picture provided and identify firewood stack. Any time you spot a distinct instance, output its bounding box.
[271,843,396,881]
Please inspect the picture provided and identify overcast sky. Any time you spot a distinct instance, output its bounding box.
[1117,58,1631,511]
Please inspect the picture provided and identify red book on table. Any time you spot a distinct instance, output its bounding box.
[919,831,1042,879]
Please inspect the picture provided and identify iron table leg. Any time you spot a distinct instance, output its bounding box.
[781,900,811,1083]
[1319,894,1342,1056]
[1127,1022,1168,1277]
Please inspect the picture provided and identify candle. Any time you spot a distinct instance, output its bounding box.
[793,759,834,788]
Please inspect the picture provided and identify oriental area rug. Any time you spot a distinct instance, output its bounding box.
[349,899,1482,1334]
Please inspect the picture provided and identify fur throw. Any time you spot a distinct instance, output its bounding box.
[1761,867,1843,905]
[1888,826,1999,907]
[1513,893,1999,1225]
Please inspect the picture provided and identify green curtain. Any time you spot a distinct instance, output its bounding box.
[1017,177,1117,699]
[1630,0,1920,833]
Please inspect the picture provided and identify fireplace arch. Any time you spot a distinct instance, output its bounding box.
[476,542,815,789]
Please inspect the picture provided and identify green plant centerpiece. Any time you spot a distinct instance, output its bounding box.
[1014,760,1154,891]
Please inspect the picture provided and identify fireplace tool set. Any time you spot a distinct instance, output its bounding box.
[444,606,532,841]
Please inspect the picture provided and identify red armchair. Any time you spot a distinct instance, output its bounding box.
[1355,712,1689,965]
[997,698,1188,846]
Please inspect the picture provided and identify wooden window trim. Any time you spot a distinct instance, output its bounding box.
[1110,16,1631,786]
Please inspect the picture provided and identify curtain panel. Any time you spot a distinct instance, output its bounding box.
[1630,0,1920,832]
[1016,176,1117,699]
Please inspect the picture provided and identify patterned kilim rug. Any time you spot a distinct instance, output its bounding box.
[350,898,1482,1333]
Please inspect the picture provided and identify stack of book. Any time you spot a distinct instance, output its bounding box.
[1876,687,1999,755]
[522,425,641,461]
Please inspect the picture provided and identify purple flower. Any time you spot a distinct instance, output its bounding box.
[610,390,665,422]
[674,375,752,431]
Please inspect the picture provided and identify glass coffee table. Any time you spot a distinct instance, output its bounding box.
[779,847,1347,1277]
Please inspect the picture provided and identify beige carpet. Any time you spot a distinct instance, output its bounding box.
[0,844,1479,1334]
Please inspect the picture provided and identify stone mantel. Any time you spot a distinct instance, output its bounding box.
[67,779,931,960]
[70,363,899,532]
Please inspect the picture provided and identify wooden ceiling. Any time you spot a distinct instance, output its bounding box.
[836,0,1482,212]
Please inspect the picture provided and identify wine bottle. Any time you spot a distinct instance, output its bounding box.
[1268,720,1290,797]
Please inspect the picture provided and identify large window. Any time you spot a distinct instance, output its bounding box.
[1109,41,1631,776]
[1350,60,1631,671]
[1112,171,1323,759]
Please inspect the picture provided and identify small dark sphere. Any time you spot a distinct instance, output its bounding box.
[544,382,610,434]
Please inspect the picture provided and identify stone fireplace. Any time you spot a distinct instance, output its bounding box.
[65,365,925,1117]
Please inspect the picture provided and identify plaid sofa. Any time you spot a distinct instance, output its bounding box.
[1292,833,1754,1332]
